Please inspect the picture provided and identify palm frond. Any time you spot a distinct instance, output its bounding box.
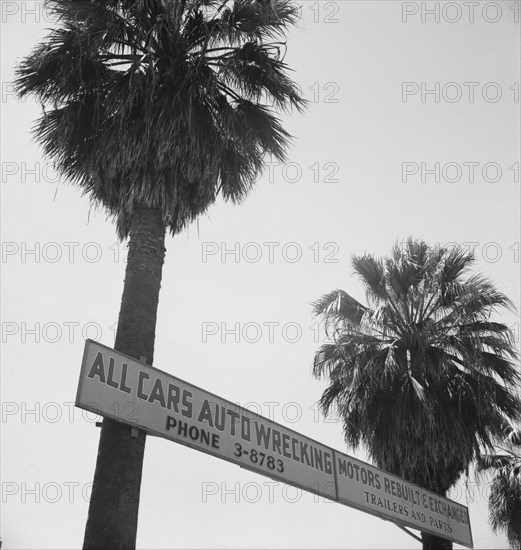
[312,238,521,499]
[15,0,305,238]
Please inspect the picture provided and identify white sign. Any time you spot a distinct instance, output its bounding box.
[334,452,473,548]
[76,340,335,498]
[76,340,473,548]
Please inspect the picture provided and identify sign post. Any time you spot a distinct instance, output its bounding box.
[76,340,473,548]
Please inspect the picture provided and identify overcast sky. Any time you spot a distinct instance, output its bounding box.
[1,1,520,548]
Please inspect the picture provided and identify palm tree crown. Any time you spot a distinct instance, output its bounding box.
[16,0,304,237]
[313,238,521,496]
[15,3,305,546]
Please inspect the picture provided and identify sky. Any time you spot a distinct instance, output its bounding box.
[1,1,520,548]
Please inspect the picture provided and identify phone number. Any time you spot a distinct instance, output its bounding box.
[234,443,284,473]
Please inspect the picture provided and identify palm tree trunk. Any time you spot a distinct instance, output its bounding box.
[421,532,453,549]
[83,207,166,549]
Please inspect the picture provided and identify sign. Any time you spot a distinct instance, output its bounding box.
[76,340,335,499]
[334,453,472,548]
[76,340,473,548]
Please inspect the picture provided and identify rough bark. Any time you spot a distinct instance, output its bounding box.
[421,532,453,549]
[83,208,166,549]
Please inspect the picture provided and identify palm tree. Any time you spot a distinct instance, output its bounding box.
[15,1,304,547]
[477,422,521,549]
[312,238,521,549]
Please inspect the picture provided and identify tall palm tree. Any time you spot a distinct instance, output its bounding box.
[15,1,304,547]
[312,238,521,550]
[477,422,521,549]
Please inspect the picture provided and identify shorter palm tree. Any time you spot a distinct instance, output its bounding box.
[312,238,521,549]
[477,422,521,549]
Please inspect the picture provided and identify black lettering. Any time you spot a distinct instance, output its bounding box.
[213,403,225,431]
[291,437,300,461]
[313,448,323,472]
[324,452,333,474]
[255,423,271,449]
[120,363,132,393]
[197,399,214,426]
[227,410,240,436]
[148,378,166,407]
[177,420,188,437]
[181,389,192,418]
[272,429,282,455]
[360,467,368,485]
[107,358,119,388]
[167,384,180,413]
[384,477,391,494]
[137,371,149,400]
[241,416,251,441]
[300,441,311,466]
[353,463,360,481]
[282,433,291,458]
[200,429,210,446]
[88,352,106,383]
[367,470,375,488]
